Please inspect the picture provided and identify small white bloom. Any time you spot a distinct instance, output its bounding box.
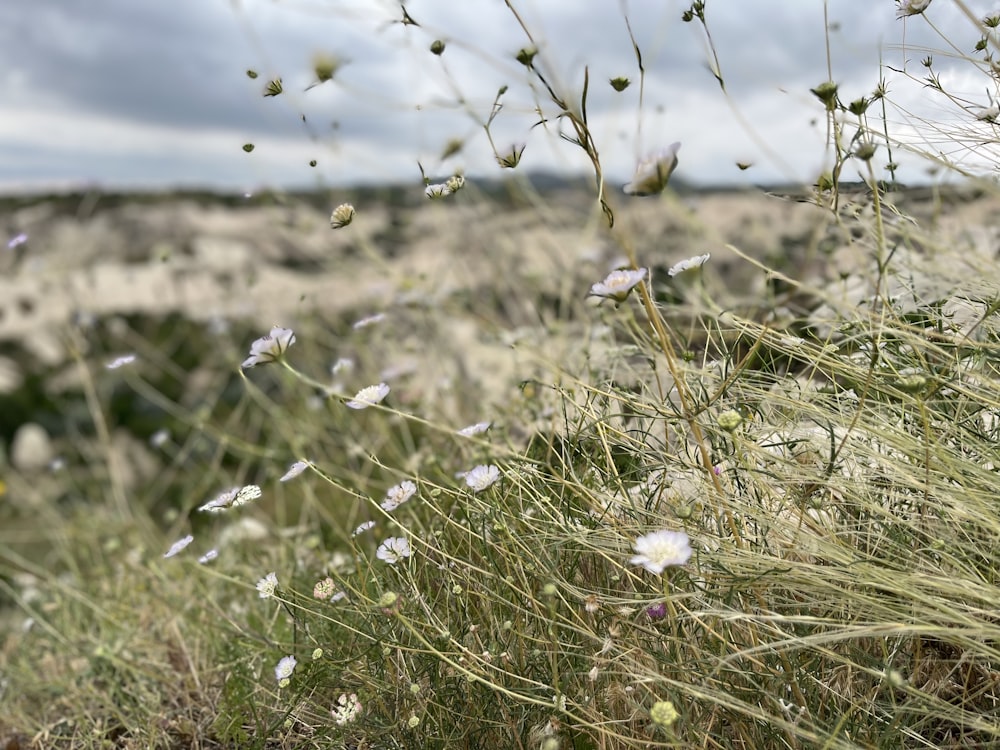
[446,174,466,193]
[163,534,194,559]
[896,0,931,18]
[589,268,647,301]
[230,484,262,507]
[464,464,501,493]
[667,253,710,277]
[624,142,680,196]
[332,692,363,725]
[198,549,219,564]
[198,486,240,513]
[257,571,279,598]
[352,312,385,330]
[241,326,296,368]
[353,520,376,536]
[331,357,354,375]
[330,203,356,229]
[346,382,390,409]
[7,232,28,249]
[629,530,692,574]
[376,536,412,565]
[149,429,170,448]
[381,480,417,511]
[458,421,491,437]
[106,354,136,370]
[275,655,297,681]
[280,460,309,482]
[331,590,348,602]
[976,103,999,123]
[425,183,451,199]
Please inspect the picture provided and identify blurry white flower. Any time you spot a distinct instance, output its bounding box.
[346,383,390,409]
[149,429,170,448]
[241,326,296,368]
[458,421,491,437]
[7,232,27,249]
[256,571,279,598]
[106,354,136,370]
[381,480,417,511]
[464,464,501,492]
[352,312,385,330]
[198,486,240,513]
[332,692,363,725]
[376,536,412,565]
[589,268,647,301]
[624,142,680,196]
[163,534,194,559]
[230,484,262,507]
[667,253,710,277]
[425,183,451,199]
[630,530,692,574]
[330,203,356,229]
[280,460,309,482]
[976,103,999,123]
[896,0,931,18]
[331,590,348,602]
[275,655,297,682]
[331,357,354,375]
[353,520,376,536]
[446,174,466,193]
[198,549,218,564]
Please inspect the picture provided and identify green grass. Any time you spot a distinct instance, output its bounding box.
[4,1,1000,747]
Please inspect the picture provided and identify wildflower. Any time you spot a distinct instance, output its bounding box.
[330,203,355,229]
[257,571,279,598]
[280,460,309,482]
[198,486,240,513]
[313,53,342,82]
[381,480,417,511]
[896,0,931,18]
[646,602,668,620]
[352,520,375,536]
[624,142,680,196]
[717,409,743,432]
[241,326,296,368]
[163,534,194,559]
[457,421,491,437]
[650,699,679,728]
[264,78,283,97]
[332,693,362,725]
[407,715,421,728]
[667,253,710,277]
[274,655,297,682]
[976,102,999,123]
[331,357,354,375]
[227,485,260,508]
[376,536,412,565]
[7,232,27,249]
[584,595,600,613]
[446,174,466,193]
[346,382,390,409]
[630,530,692,574]
[331,590,347,602]
[497,144,525,169]
[352,312,385,330]
[589,268,647,302]
[464,464,501,492]
[314,577,336,600]
[198,549,218,564]
[609,76,631,92]
[106,354,136,370]
[425,183,451,199]
[149,429,170,448]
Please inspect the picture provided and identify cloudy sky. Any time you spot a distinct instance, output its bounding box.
[1,0,996,193]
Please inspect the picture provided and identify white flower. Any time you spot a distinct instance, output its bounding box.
[106,354,136,370]
[198,486,240,513]
[589,268,647,301]
[629,530,692,574]
[376,536,412,565]
[198,549,218,564]
[230,484,262,507]
[7,232,27,249]
[163,534,194,559]
[464,464,501,493]
[353,520,376,536]
[275,655,297,682]
[425,183,451,199]
[331,357,354,375]
[280,460,309,482]
[241,326,296,368]
[346,383,390,409]
[352,312,385,330]
[257,571,279,598]
[332,692,363,725]
[149,429,170,448]
[623,142,680,196]
[446,174,466,193]
[381,480,417,511]
[667,253,710,277]
[458,421,491,437]
[976,103,999,123]
[330,203,355,229]
[896,0,931,18]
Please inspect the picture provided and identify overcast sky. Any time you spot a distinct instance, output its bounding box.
[1,0,996,193]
